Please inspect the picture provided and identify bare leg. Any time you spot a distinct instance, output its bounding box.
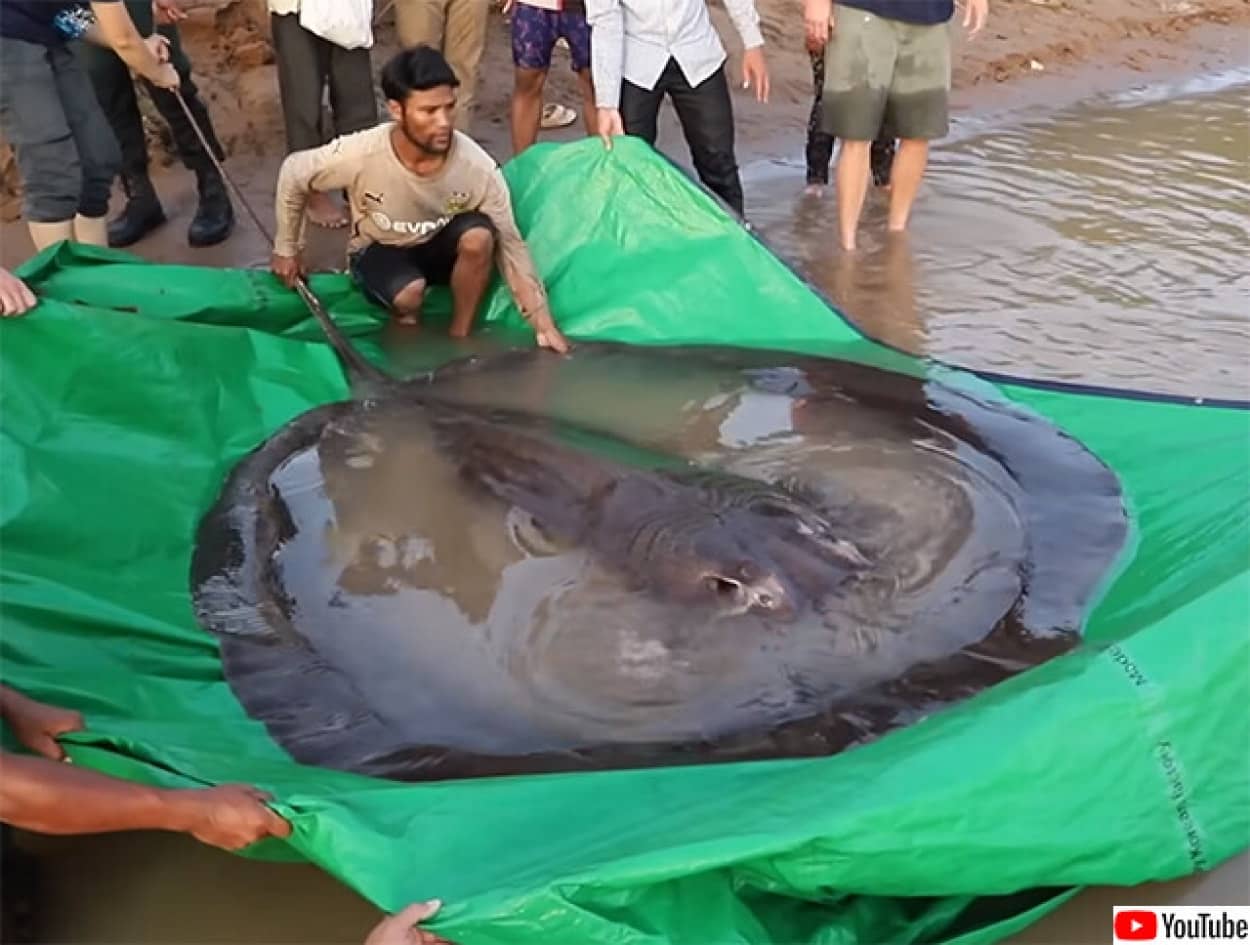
[391,277,426,327]
[835,139,872,251]
[886,138,929,233]
[576,69,597,137]
[447,228,494,338]
[510,67,546,154]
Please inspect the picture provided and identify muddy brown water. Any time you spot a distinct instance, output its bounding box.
[4,69,1248,944]
[743,70,1250,401]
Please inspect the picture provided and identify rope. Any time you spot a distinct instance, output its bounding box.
[172,89,334,329]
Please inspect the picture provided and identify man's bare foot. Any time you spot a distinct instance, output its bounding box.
[307,192,348,229]
[804,183,825,197]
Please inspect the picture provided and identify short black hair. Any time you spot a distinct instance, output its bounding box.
[380,45,461,102]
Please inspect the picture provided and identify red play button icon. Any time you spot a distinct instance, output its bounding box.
[1115,910,1158,940]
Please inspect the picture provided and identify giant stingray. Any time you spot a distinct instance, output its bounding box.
[190,309,1129,782]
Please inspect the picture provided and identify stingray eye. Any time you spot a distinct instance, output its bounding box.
[705,575,741,596]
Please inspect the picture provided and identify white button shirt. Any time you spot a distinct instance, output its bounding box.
[586,0,765,109]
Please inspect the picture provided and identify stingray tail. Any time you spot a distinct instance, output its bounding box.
[295,280,393,391]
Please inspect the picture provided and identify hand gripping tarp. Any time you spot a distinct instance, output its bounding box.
[2,138,1247,945]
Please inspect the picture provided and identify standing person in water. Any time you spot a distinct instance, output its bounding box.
[586,0,770,219]
[270,45,570,354]
[803,34,894,196]
[0,0,179,252]
[804,0,988,249]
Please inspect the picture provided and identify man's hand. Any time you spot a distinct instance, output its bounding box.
[596,108,624,150]
[804,0,833,52]
[741,47,769,102]
[365,901,455,945]
[530,312,569,354]
[141,35,180,89]
[271,252,306,289]
[958,0,988,37]
[0,688,83,762]
[0,268,37,318]
[152,0,188,26]
[149,63,180,89]
[145,33,171,63]
[170,784,292,851]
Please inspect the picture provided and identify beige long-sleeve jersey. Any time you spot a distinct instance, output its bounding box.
[273,123,550,321]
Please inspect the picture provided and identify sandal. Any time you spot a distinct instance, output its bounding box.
[540,103,578,129]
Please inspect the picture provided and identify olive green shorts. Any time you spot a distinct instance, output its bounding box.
[820,7,951,142]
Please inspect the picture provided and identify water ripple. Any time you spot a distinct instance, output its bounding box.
[747,79,1250,400]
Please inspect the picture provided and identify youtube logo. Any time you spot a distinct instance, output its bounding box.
[1112,905,1250,942]
[1115,910,1158,941]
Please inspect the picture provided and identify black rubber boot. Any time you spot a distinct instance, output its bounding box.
[187,163,234,247]
[107,170,166,248]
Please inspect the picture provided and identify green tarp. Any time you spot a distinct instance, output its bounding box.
[2,137,1247,944]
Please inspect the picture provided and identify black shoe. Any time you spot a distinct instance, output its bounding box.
[108,171,166,248]
[187,163,234,247]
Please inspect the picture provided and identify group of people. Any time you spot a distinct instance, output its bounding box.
[0,0,990,326]
[0,0,989,938]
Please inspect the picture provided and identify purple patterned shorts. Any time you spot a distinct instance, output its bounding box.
[511,2,591,73]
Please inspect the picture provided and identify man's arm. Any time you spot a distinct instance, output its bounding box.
[585,0,625,110]
[722,0,768,101]
[85,2,178,88]
[722,0,764,50]
[479,171,568,353]
[0,751,291,850]
[272,137,364,259]
[479,170,548,321]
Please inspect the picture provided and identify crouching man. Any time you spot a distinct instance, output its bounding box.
[270,45,569,353]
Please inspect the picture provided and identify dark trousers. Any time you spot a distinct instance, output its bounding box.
[806,49,895,187]
[620,59,743,216]
[81,0,223,178]
[270,13,378,154]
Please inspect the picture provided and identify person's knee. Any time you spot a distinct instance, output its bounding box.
[77,146,121,218]
[21,143,84,223]
[456,225,495,261]
[513,68,546,97]
[24,187,79,224]
[392,277,427,314]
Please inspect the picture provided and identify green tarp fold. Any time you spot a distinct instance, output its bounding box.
[2,137,1247,944]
